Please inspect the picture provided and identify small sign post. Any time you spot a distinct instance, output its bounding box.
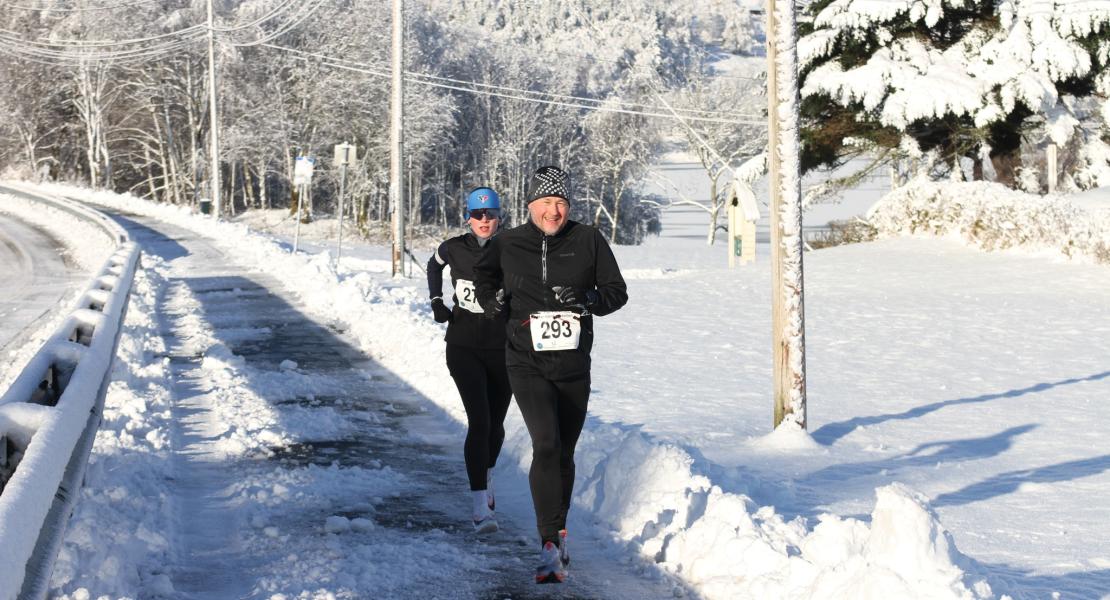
[293,156,315,253]
[333,142,357,265]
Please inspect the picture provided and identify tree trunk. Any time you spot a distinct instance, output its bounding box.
[259,159,269,209]
[990,149,1021,188]
[972,155,984,181]
[228,161,237,216]
[609,184,623,244]
[706,174,720,245]
[242,164,254,209]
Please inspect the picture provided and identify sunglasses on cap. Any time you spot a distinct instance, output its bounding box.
[469,209,500,221]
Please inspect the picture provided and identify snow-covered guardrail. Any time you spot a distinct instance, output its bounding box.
[0,185,140,600]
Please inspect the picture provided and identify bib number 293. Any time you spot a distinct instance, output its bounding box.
[530,311,581,351]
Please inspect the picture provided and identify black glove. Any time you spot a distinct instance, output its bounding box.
[552,286,599,311]
[431,297,453,323]
[483,289,507,319]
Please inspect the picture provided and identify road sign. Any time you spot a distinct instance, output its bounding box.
[334,142,357,166]
[293,156,316,186]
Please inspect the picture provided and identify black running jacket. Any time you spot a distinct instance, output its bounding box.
[427,233,507,350]
[474,220,627,380]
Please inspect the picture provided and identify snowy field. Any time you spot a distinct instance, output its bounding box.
[8,179,1109,599]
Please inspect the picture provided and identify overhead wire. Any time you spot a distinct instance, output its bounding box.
[0,0,310,63]
[0,24,206,47]
[227,0,328,47]
[564,3,767,172]
[260,43,766,125]
[208,0,301,33]
[0,0,168,12]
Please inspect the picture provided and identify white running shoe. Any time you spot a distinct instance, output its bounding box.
[534,541,567,584]
[472,491,498,534]
[473,511,499,534]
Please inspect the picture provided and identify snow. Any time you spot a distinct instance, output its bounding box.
[869,178,1110,263]
[0,239,138,600]
[801,0,1110,138]
[0,189,114,386]
[10,179,1108,599]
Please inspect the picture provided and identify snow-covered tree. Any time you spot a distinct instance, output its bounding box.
[799,0,1110,187]
[662,70,765,245]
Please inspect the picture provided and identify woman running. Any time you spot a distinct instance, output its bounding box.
[426,187,513,533]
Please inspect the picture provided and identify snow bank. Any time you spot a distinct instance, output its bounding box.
[0,189,115,272]
[39,182,998,599]
[868,179,1110,264]
[48,260,176,596]
[568,425,994,599]
[0,233,139,600]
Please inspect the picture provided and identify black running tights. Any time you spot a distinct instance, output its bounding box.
[445,344,513,491]
[508,372,589,545]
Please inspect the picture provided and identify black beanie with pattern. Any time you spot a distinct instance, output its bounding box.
[526,165,570,204]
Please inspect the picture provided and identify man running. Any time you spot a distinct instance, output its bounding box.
[474,166,627,583]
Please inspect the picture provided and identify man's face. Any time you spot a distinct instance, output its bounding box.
[529,196,569,235]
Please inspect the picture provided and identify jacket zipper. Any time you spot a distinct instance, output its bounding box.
[541,235,548,287]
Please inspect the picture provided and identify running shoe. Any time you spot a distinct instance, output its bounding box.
[535,541,567,584]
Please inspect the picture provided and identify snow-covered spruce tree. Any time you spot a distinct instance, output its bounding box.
[798,0,1110,187]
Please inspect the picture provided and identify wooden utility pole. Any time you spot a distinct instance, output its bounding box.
[390,0,405,276]
[767,0,808,429]
[206,0,221,218]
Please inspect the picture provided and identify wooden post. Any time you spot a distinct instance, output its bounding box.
[767,0,808,430]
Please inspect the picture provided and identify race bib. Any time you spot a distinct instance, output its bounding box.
[529,311,581,351]
[455,279,483,313]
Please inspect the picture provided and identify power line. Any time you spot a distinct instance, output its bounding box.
[227,0,328,47]
[209,0,301,33]
[0,0,169,12]
[262,43,767,125]
[0,31,205,64]
[409,8,767,84]
[0,24,206,47]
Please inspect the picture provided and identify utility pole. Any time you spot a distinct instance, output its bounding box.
[767,0,808,429]
[390,0,405,276]
[206,0,221,219]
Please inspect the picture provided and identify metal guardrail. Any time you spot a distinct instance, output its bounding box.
[0,185,140,600]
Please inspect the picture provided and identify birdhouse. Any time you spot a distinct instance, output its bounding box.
[727,180,759,267]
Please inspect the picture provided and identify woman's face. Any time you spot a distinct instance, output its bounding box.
[468,209,500,239]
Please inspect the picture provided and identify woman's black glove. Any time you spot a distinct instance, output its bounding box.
[483,289,507,319]
[431,297,453,323]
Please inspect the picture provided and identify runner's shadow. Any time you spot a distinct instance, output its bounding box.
[932,453,1110,508]
[804,423,1038,491]
[971,562,1110,599]
[812,370,1110,446]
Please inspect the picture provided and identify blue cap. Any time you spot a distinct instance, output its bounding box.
[466,187,500,217]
